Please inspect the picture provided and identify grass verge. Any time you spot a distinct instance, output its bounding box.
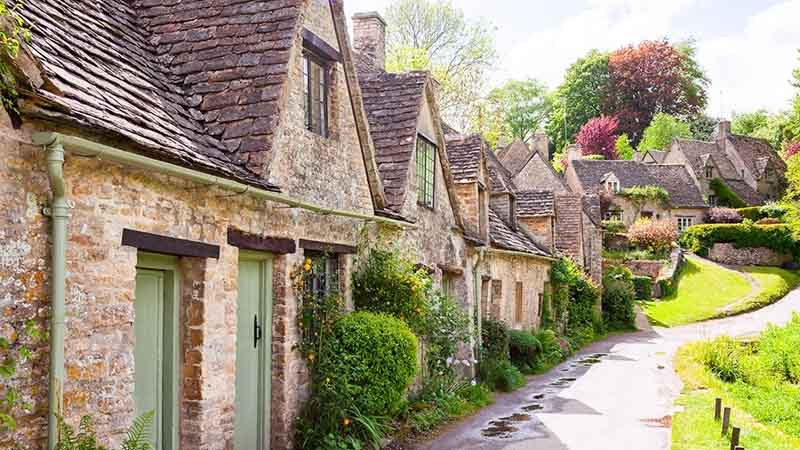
[721,266,800,317]
[672,341,800,449]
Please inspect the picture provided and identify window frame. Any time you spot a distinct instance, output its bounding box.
[606,180,620,193]
[677,216,694,231]
[416,135,437,209]
[604,209,623,222]
[705,166,714,179]
[303,251,340,300]
[302,51,330,138]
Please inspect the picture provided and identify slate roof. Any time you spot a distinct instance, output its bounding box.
[489,208,551,257]
[582,194,602,226]
[486,149,517,194]
[673,139,739,180]
[358,70,429,210]
[497,140,533,176]
[445,134,483,184]
[728,134,786,178]
[516,190,555,217]
[570,160,706,208]
[20,0,307,191]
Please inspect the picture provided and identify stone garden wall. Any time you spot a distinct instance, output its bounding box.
[708,243,792,267]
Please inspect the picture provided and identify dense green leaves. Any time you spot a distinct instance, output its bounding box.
[709,178,749,208]
[638,113,692,151]
[615,134,635,160]
[679,223,799,258]
[474,78,551,147]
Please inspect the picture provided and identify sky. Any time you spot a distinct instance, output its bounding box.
[344,0,800,118]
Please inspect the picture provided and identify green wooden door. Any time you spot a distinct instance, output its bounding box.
[234,254,273,450]
[135,254,178,450]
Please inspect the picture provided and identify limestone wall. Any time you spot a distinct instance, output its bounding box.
[482,253,550,331]
[708,243,791,267]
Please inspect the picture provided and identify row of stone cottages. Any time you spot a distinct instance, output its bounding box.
[0,2,602,450]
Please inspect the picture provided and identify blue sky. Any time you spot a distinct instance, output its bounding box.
[344,0,800,117]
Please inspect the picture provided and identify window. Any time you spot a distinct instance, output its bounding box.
[303,53,328,137]
[604,209,623,222]
[538,293,544,319]
[640,211,654,220]
[705,166,714,179]
[514,282,524,323]
[305,252,339,299]
[606,180,620,193]
[677,216,694,231]
[416,136,436,208]
[708,195,718,207]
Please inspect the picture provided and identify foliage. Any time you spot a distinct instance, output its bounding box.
[474,78,551,147]
[638,113,692,151]
[0,0,31,113]
[304,312,416,448]
[627,219,677,257]
[602,219,626,234]
[601,266,637,330]
[737,206,766,222]
[421,291,471,376]
[352,245,432,335]
[679,223,799,258]
[385,0,497,129]
[732,109,794,151]
[478,358,525,392]
[576,115,619,159]
[786,140,800,160]
[508,330,541,373]
[550,257,602,334]
[709,178,749,208]
[293,258,346,368]
[532,329,565,370]
[619,185,671,209]
[632,276,653,301]
[55,412,155,450]
[0,318,44,432]
[705,207,742,224]
[614,134,635,160]
[406,376,493,434]
[686,113,718,141]
[480,319,509,361]
[583,154,605,161]
[760,201,789,219]
[605,40,708,144]
[546,50,610,151]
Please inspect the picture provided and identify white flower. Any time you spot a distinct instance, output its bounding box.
[446,357,454,366]
[471,379,477,386]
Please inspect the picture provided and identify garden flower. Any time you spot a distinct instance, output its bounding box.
[343,418,351,426]
[303,258,312,272]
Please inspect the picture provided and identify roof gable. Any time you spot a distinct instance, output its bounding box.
[497,140,533,175]
[489,208,550,257]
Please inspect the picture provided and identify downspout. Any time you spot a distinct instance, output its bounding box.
[44,143,68,450]
[472,246,485,375]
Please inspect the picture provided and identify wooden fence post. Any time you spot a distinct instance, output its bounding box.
[714,398,722,420]
[722,407,731,435]
[730,427,740,450]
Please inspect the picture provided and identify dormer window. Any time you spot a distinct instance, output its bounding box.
[303,53,329,137]
[606,180,620,193]
[705,166,714,179]
[416,136,436,208]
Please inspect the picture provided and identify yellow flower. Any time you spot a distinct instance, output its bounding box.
[308,352,315,362]
[303,258,313,272]
[343,418,351,426]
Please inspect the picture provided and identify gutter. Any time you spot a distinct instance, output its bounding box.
[487,247,557,262]
[43,143,68,450]
[33,131,415,448]
[31,133,415,229]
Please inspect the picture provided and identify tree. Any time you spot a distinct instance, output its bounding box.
[385,0,497,130]
[546,51,610,152]
[576,116,619,160]
[474,78,551,147]
[687,114,718,141]
[638,113,692,151]
[605,40,708,144]
[615,134,635,160]
[732,110,792,150]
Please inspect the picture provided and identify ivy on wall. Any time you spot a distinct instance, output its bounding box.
[0,0,32,112]
[710,178,749,208]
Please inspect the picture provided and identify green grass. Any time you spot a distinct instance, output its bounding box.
[726,267,800,316]
[672,337,800,449]
[640,256,752,326]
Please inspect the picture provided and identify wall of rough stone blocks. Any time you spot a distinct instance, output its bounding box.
[708,243,792,267]
[482,253,550,331]
[519,216,554,253]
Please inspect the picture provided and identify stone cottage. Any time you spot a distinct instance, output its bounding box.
[2,1,420,450]
[662,121,787,205]
[565,160,708,231]
[445,133,555,331]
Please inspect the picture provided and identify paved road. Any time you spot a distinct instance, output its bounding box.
[415,288,800,450]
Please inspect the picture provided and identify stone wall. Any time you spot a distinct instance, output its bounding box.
[708,243,792,267]
[554,193,584,265]
[482,253,550,331]
[624,260,663,279]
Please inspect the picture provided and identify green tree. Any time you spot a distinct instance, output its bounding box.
[687,113,718,141]
[638,113,692,151]
[615,134,635,160]
[473,78,551,147]
[732,110,792,151]
[546,50,610,152]
[385,0,497,130]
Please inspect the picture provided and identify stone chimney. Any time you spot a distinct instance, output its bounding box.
[531,132,550,161]
[352,12,386,71]
[715,120,731,142]
[566,144,582,162]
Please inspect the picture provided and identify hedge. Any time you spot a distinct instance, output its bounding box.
[679,223,799,259]
[632,276,653,301]
[737,206,764,222]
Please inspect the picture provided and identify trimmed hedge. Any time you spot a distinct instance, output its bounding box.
[632,275,653,301]
[602,266,637,330]
[737,206,764,222]
[679,223,799,259]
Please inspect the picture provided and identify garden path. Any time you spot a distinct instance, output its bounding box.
[412,286,800,450]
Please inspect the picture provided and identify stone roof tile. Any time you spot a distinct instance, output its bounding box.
[516,190,555,217]
[445,134,483,183]
[489,208,550,257]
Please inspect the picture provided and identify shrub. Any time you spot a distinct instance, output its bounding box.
[602,266,637,330]
[550,257,601,334]
[314,313,418,432]
[628,219,677,256]
[602,219,626,234]
[706,207,742,224]
[533,329,565,369]
[760,202,788,219]
[576,115,620,160]
[481,319,510,361]
[737,206,764,222]
[508,330,541,372]
[709,178,748,208]
[679,223,799,258]
[421,291,471,376]
[757,217,782,225]
[757,314,800,384]
[478,358,525,392]
[701,336,750,382]
[55,412,154,450]
[632,275,653,301]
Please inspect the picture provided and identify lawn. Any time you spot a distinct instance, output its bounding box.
[672,342,800,450]
[640,256,751,326]
[640,256,800,327]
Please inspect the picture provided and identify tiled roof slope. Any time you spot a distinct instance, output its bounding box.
[486,149,517,194]
[445,134,483,183]
[516,190,555,217]
[728,135,786,178]
[497,140,533,175]
[489,209,550,257]
[571,160,706,208]
[20,0,293,190]
[358,70,429,210]
[673,139,739,180]
[581,194,602,226]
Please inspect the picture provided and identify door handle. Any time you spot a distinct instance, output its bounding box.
[254,315,262,348]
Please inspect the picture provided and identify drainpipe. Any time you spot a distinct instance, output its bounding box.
[44,142,68,450]
[472,246,486,373]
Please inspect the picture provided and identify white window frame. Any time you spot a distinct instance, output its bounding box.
[606,180,620,193]
[677,216,694,231]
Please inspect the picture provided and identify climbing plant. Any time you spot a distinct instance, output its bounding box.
[0,0,32,112]
[709,178,748,208]
[0,318,45,432]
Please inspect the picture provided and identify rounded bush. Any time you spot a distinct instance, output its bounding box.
[508,330,541,370]
[481,319,510,360]
[631,275,653,301]
[628,219,677,257]
[479,358,525,392]
[316,312,418,419]
[602,266,636,329]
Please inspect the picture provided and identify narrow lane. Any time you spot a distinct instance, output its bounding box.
[415,288,800,450]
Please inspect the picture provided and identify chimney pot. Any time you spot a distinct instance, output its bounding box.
[352,12,386,71]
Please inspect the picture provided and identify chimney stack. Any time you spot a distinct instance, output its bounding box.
[715,120,731,142]
[352,12,386,71]
[532,132,550,161]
